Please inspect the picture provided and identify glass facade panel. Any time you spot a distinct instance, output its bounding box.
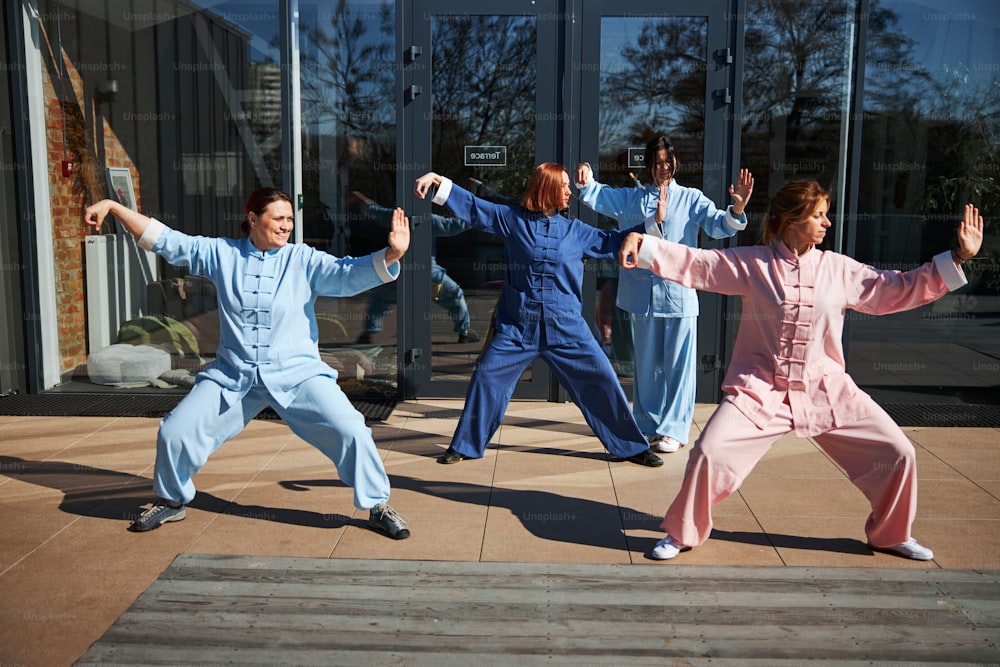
[29,0,398,398]
[427,14,538,382]
[850,0,1000,404]
[298,1,399,397]
[739,0,856,243]
[1,15,27,393]
[11,0,997,416]
[594,15,710,379]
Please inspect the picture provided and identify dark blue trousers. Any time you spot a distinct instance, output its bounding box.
[449,331,649,459]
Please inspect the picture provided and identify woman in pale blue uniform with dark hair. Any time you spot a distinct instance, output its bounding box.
[83,188,412,539]
[576,136,754,453]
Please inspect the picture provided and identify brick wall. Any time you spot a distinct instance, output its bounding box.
[42,49,141,376]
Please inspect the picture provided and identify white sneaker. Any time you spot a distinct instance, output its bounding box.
[651,534,687,560]
[872,537,934,561]
[650,436,681,453]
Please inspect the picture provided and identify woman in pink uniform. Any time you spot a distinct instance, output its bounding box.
[618,179,984,561]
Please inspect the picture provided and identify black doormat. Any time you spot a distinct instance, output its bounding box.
[880,403,1000,428]
[0,392,397,422]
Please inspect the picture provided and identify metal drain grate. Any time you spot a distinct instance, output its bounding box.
[881,403,1000,428]
[0,393,397,422]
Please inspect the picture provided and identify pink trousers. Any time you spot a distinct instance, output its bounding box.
[662,395,917,549]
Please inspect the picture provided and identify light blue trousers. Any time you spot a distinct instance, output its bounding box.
[153,375,391,509]
[631,314,697,444]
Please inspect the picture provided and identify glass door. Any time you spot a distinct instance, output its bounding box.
[574,0,740,402]
[401,0,563,399]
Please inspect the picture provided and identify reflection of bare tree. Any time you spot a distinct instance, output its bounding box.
[300,0,394,134]
[296,0,397,249]
[598,3,928,161]
[920,67,1000,217]
[918,66,1000,286]
[861,4,933,115]
[601,17,707,146]
[431,15,537,195]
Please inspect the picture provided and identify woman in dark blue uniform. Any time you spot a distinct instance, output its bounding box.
[415,164,662,468]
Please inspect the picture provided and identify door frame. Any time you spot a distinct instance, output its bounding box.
[397,0,743,401]
[398,0,564,399]
[569,0,743,403]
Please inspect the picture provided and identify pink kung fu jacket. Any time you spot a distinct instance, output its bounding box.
[634,232,968,437]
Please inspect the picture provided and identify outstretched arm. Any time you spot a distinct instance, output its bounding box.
[83,199,151,238]
[849,204,985,315]
[953,203,984,265]
[728,169,754,216]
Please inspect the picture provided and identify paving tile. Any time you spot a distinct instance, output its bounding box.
[738,476,873,520]
[332,510,485,561]
[0,403,997,667]
[637,515,787,567]
[914,478,1000,520]
[481,503,630,564]
[916,517,1000,570]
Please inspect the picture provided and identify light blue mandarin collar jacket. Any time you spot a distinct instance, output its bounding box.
[138,218,398,408]
[577,178,747,317]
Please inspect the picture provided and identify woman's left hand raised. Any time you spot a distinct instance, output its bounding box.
[385,207,410,264]
[728,168,754,215]
[956,203,984,262]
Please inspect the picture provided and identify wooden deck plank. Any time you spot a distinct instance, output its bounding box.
[75,554,1000,666]
[117,595,976,629]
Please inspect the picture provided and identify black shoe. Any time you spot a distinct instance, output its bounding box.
[356,331,373,344]
[625,448,664,467]
[437,448,467,464]
[457,329,480,343]
[367,502,410,539]
[129,499,186,532]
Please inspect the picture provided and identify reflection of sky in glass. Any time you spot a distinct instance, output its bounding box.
[599,16,705,150]
[190,0,392,65]
[889,0,999,83]
[598,18,634,75]
[190,0,282,62]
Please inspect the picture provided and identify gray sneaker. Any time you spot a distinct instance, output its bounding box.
[367,502,410,539]
[129,499,186,532]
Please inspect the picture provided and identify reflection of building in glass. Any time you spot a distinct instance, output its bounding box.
[246,63,282,137]
[1,0,996,413]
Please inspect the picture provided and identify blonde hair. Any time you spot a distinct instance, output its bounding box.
[761,179,830,245]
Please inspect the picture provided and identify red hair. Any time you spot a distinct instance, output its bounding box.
[521,163,568,214]
[761,179,831,245]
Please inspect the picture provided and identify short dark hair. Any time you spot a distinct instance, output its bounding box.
[241,187,293,236]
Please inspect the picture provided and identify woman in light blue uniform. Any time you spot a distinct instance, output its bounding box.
[83,189,412,539]
[576,136,754,453]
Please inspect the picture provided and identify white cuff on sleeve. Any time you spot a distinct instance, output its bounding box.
[431,177,453,206]
[932,250,968,291]
[636,234,660,270]
[137,217,167,251]
[373,248,399,283]
[725,206,748,231]
[643,215,662,237]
